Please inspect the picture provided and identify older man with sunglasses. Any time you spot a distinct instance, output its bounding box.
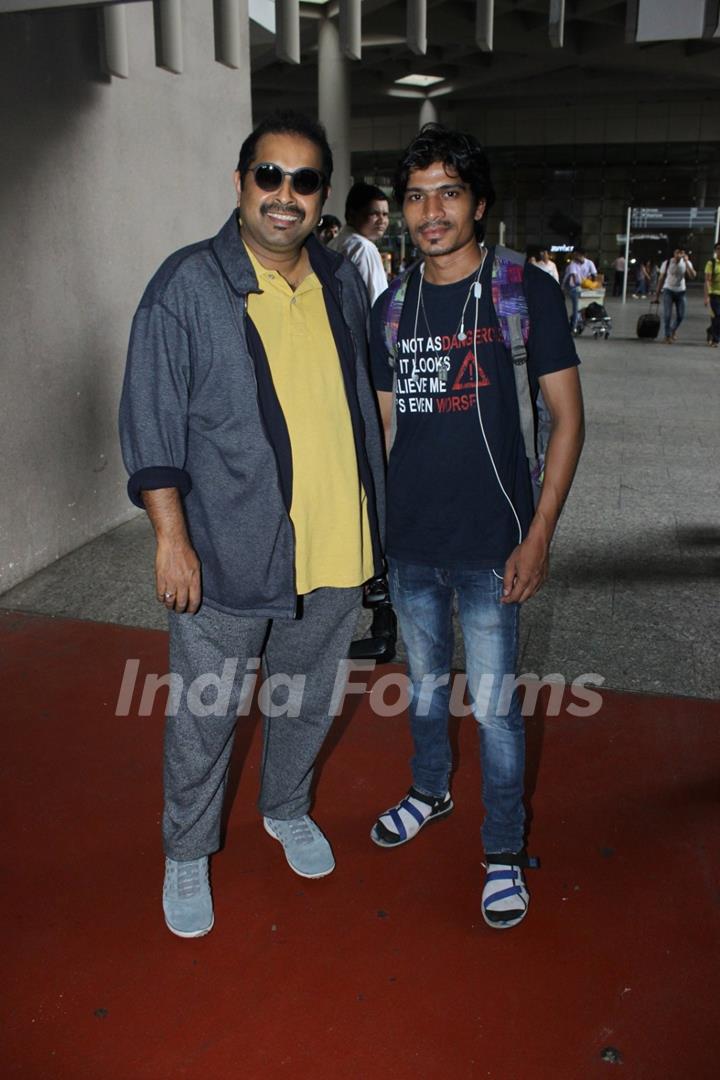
[120,112,385,938]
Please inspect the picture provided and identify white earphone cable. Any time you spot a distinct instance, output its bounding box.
[410,263,425,379]
[471,287,523,547]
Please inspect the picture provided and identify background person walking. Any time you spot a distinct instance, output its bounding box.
[537,248,559,282]
[612,253,625,297]
[562,250,597,334]
[656,248,696,343]
[703,241,720,347]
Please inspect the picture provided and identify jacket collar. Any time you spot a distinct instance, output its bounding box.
[210,211,347,297]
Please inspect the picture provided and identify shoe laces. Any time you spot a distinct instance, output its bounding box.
[284,817,316,846]
[175,859,205,898]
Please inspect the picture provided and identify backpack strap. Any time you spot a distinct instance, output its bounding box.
[380,263,418,366]
[378,263,419,450]
[491,247,536,468]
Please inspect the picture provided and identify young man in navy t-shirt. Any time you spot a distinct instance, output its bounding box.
[369,124,585,929]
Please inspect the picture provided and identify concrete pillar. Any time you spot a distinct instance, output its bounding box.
[318,17,351,219]
[419,97,438,127]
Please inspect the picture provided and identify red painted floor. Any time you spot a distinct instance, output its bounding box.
[1,610,719,1080]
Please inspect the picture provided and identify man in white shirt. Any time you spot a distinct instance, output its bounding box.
[561,250,597,333]
[538,249,559,282]
[655,248,696,343]
[330,182,390,304]
[612,254,625,296]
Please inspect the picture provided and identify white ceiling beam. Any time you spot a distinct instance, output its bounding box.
[0,0,116,10]
[276,0,301,63]
[214,0,245,69]
[549,0,565,48]
[702,0,720,37]
[476,0,493,52]
[624,0,639,44]
[153,0,184,74]
[101,3,129,79]
[339,0,362,60]
[407,0,427,56]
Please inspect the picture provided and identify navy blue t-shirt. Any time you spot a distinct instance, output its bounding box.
[369,248,579,569]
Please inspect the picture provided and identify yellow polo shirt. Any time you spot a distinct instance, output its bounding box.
[705,258,720,295]
[247,249,374,595]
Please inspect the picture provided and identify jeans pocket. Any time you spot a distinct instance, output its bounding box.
[491,568,508,602]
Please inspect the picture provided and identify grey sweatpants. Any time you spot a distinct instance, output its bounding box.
[163,586,361,860]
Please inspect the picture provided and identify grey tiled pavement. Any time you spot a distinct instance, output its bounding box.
[521,291,719,699]
[2,292,718,699]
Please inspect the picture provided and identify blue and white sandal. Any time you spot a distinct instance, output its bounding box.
[371,787,453,848]
[482,852,539,929]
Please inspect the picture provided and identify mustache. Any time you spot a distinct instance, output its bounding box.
[261,201,305,220]
[419,219,450,232]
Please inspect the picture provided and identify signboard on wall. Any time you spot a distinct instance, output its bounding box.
[631,207,718,228]
[635,0,707,42]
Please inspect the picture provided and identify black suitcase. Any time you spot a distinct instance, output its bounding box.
[637,303,660,340]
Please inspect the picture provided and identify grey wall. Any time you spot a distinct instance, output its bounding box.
[0,2,251,592]
[351,99,720,155]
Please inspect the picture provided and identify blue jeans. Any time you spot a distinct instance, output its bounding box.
[566,285,581,330]
[388,558,525,854]
[662,289,686,338]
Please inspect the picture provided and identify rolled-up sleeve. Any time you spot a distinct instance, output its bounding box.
[119,300,192,509]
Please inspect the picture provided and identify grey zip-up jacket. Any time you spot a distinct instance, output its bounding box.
[119,211,386,618]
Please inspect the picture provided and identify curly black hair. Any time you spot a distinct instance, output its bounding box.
[393,123,495,239]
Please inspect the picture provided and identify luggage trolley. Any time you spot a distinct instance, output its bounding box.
[576,288,612,339]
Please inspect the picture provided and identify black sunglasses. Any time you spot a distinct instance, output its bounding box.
[249,162,326,197]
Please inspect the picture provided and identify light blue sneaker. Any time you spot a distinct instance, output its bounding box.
[163,856,214,938]
[263,815,335,879]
